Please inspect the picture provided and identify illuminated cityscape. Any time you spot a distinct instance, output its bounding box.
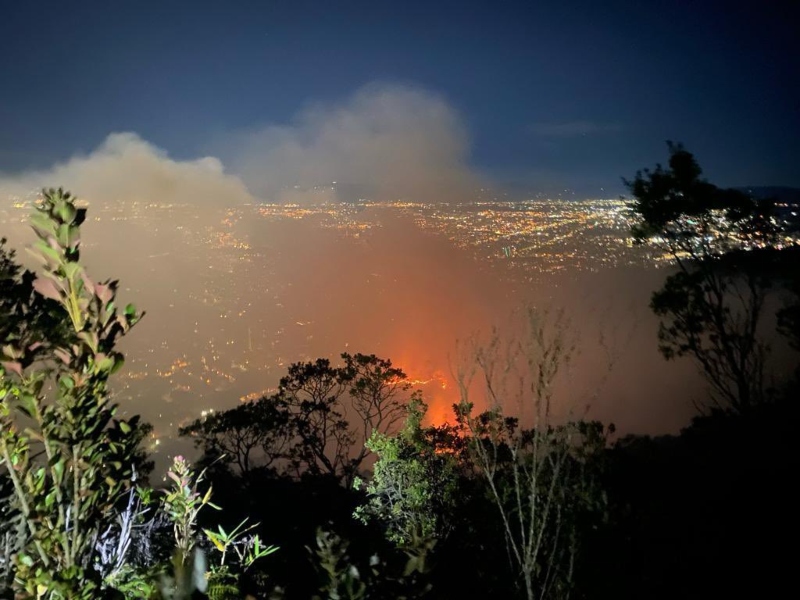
[0,2,796,592]
[1,194,796,453]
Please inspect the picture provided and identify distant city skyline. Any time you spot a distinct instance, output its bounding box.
[1,0,798,199]
[0,196,707,446]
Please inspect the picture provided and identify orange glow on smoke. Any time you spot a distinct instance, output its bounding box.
[399,361,457,426]
[424,396,454,426]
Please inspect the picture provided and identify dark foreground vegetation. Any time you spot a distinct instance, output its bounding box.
[1,146,798,599]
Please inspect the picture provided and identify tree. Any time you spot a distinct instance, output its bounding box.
[0,188,145,598]
[454,308,609,600]
[341,352,410,477]
[354,395,459,546]
[0,237,71,367]
[626,143,786,412]
[276,357,357,482]
[182,353,411,487]
[179,397,292,477]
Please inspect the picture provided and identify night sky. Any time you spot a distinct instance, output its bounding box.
[1,0,798,196]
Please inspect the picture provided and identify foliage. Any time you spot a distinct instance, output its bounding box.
[309,528,434,600]
[0,235,70,592]
[182,353,410,486]
[593,399,799,599]
[203,519,278,571]
[95,477,161,591]
[310,529,368,600]
[340,353,411,472]
[626,143,780,251]
[179,399,292,477]
[157,454,277,599]
[155,549,209,600]
[354,395,458,545]
[0,470,17,592]
[0,178,790,599]
[202,518,278,599]
[0,188,145,598]
[0,237,71,357]
[161,455,220,566]
[277,353,409,486]
[626,143,788,411]
[278,357,357,483]
[454,308,609,600]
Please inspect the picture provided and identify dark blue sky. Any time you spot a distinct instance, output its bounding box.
[1,0,798,196]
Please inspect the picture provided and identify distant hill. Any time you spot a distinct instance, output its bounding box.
[737,186,800,204]
[737,186,800,232]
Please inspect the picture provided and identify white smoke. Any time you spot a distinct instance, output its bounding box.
[220,83,481,203]
[2,83,482,207]
[0,132,253,207]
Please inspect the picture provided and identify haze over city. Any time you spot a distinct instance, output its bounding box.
[3,2,800,598]
[1,0,797,460]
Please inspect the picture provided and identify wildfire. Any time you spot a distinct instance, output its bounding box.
[403,369,456,426]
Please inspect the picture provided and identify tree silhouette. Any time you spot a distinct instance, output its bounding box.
[183,352,411,487]
[0,237,71,355]
[454,308,609,600]
[179,397,292,477]
[626,142,786,411]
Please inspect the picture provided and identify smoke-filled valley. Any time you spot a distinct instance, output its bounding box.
[3,5,799,595]
[1,194,705,468]
[0,86,714,466]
